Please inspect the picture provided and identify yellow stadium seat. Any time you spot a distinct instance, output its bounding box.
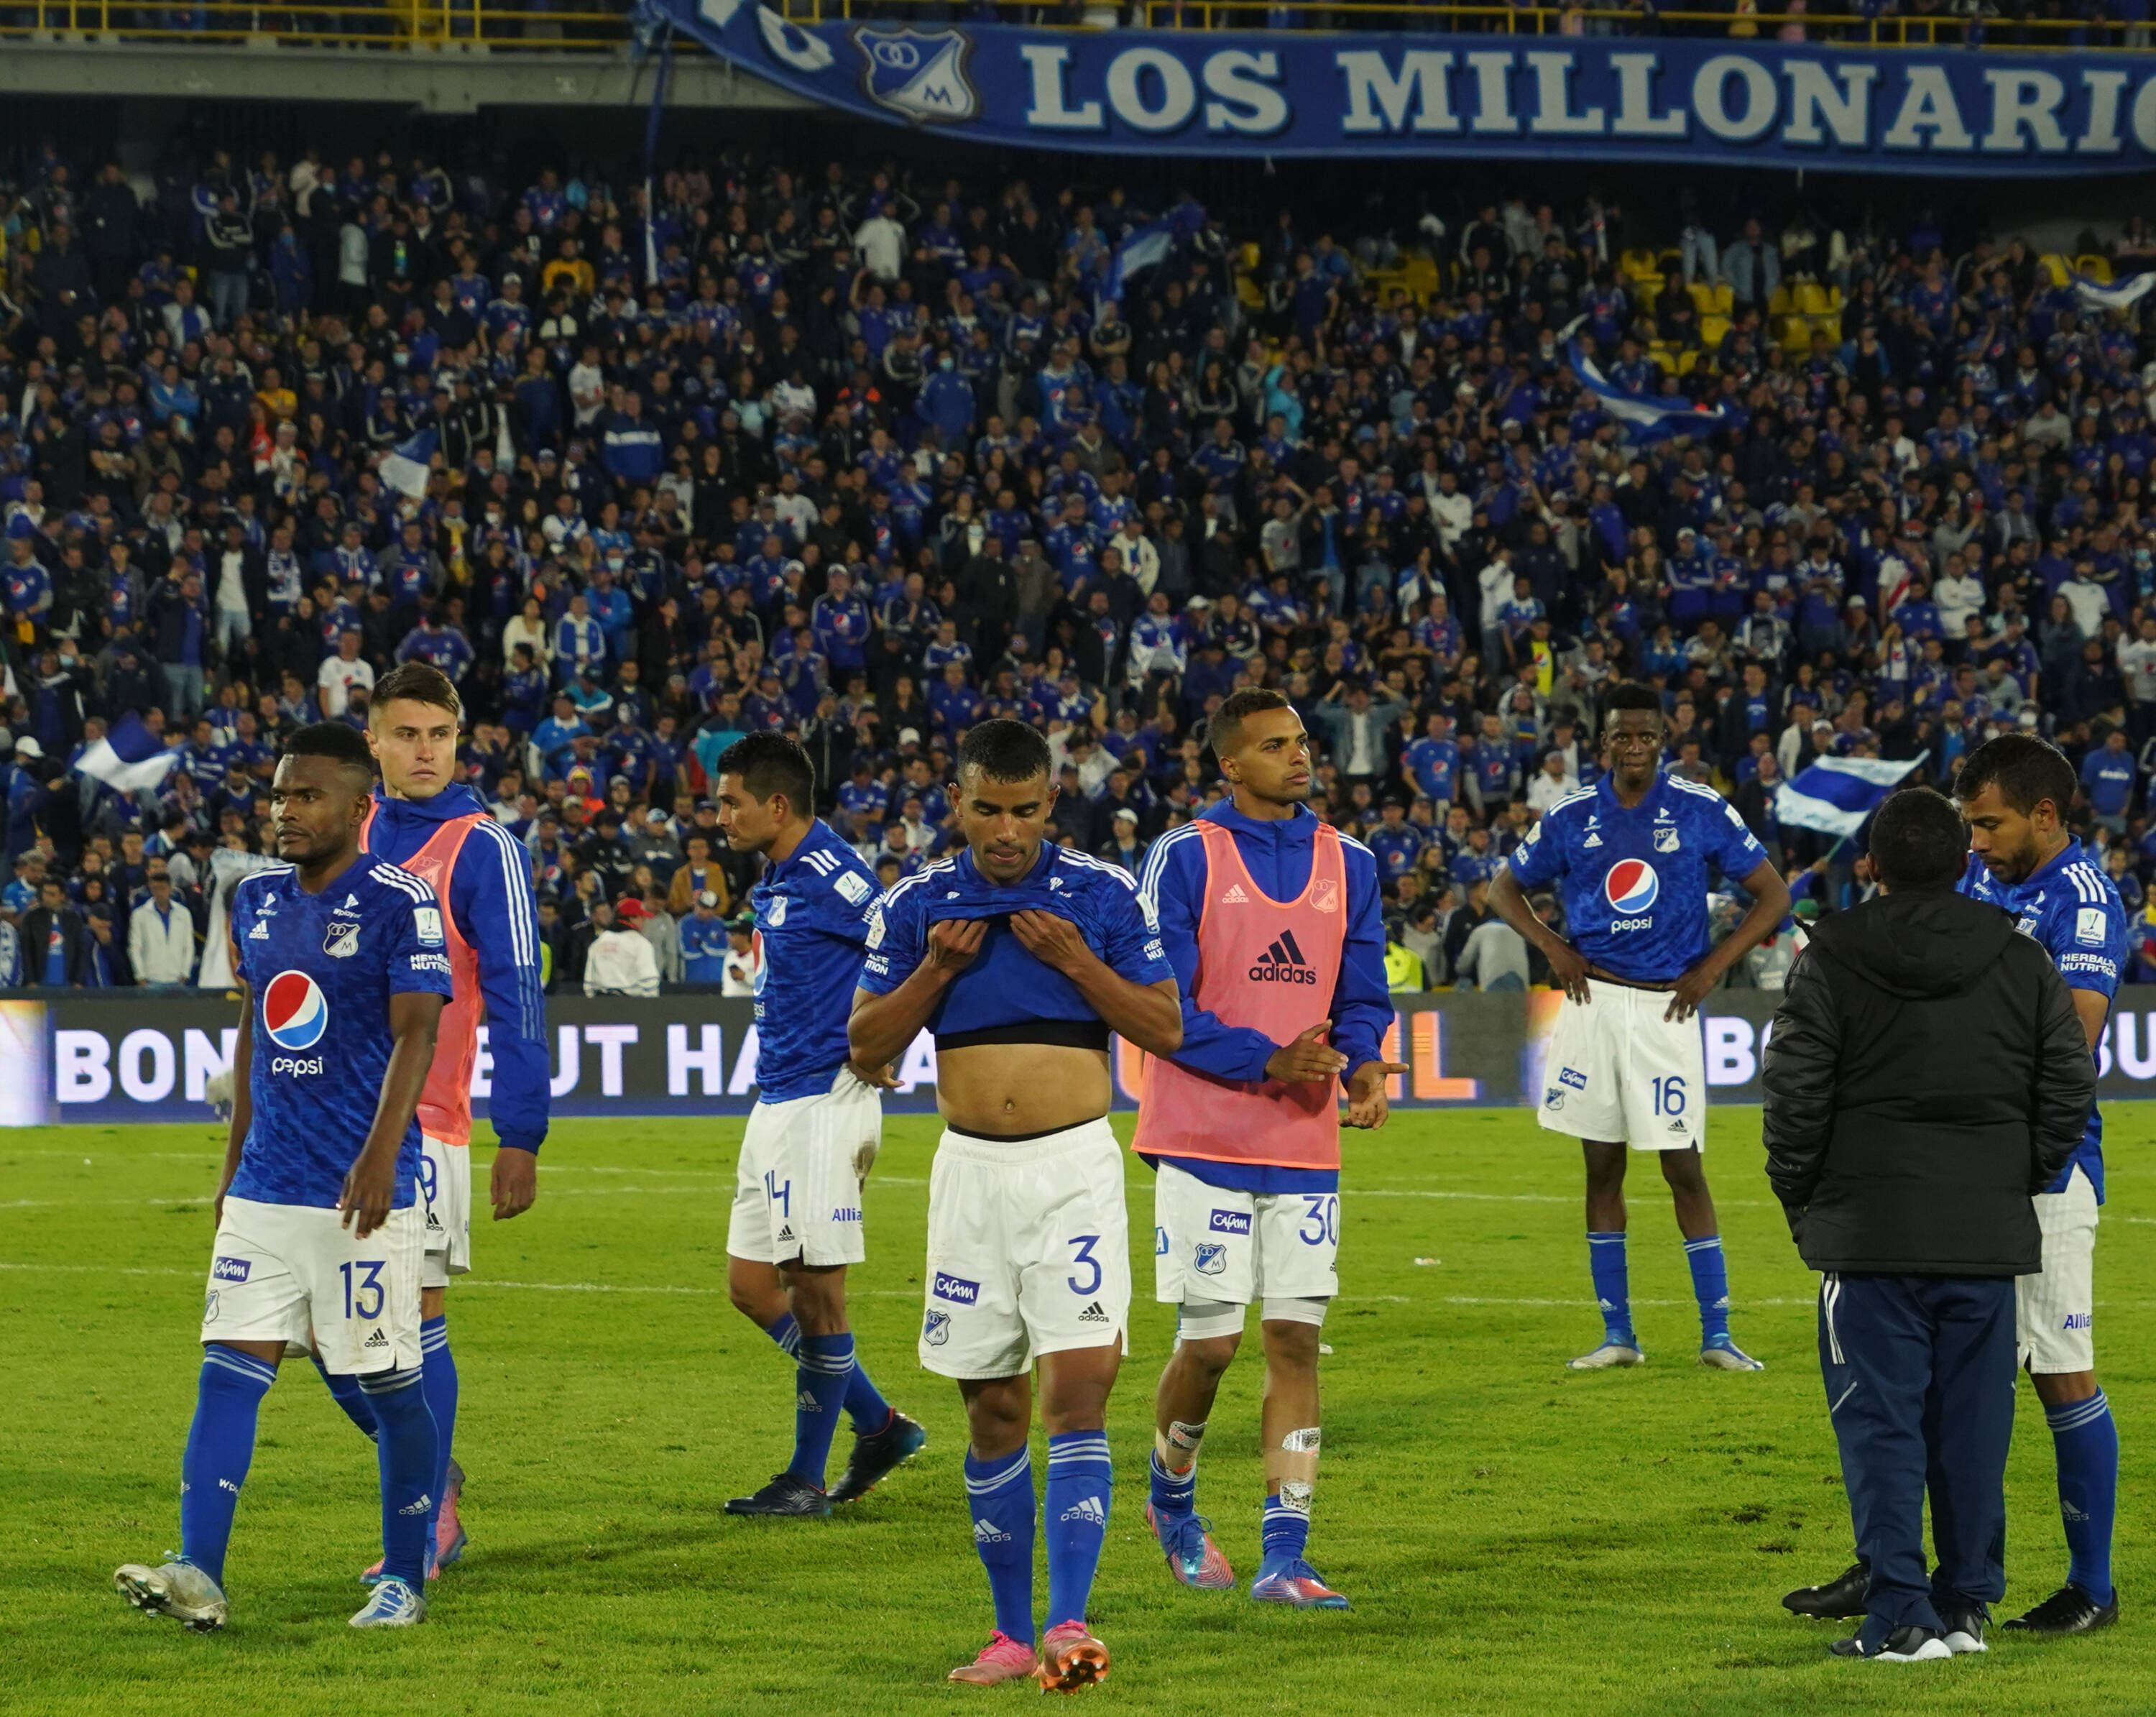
[1237,276,1264,310]
[1687,281,1715,313]
[1674,349,1703,376]
[1239,241,1261,271]
[2038,252,2072,286]
[1620,247,1658,277]
[1700,314,1731,350]
[1794,282,1830,315]
[1402,256,1440,302]
[1779,318,1812,352]
[2078,254,2114,284]
[1767,285,1795,318]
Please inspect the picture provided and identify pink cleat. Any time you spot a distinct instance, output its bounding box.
[1145,1503,1235,1590]
[948,1631,1039,1685]
[1250,1557,1350,1609]
[435,1460,468,1568]
[1035,1620,1110,1693]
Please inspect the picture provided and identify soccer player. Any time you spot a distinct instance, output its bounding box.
[1133,688,1406,1608]
[1787,735,2124,1637]
[713,732,925,1517]
[849,719,1182,1692]
[1489,681,1792,1370]
[315,662,548,1582]
[114,723,452,1631]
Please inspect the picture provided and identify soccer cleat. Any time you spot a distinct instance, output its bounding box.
[1035,1620,1110,1693]
[1828,1625,1950,1662]
[1784,1560,1869,1619]
[722,1472,831,1518]
[114,1554,228,1632]
[1249,1557,1350,1609]
[349,1575,427,1628]
[828,1411,928,1504]
[1567,1341,1644,1371]
[436,1458,468,1568]
[1699,1337,1766,1371]
[1144,1502,1235,1590]
[946,1631,1039,1685]
[1937,1602,1989,1654]
[2002,1584,2120,1634]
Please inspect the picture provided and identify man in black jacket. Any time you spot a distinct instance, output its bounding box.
[1761,786,2093,1663]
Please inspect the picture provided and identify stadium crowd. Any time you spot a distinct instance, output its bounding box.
[2,139,2155,994]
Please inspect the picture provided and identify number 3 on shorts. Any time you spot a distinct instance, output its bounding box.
[1066,1234,1102,1295]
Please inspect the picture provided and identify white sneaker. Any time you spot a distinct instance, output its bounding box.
[350,1575,428,1629]
[1699,1338,1766,1371]
[114,1554,229,1631]
[1567,1342,1645,1370]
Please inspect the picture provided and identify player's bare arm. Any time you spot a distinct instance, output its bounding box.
[1006,909,1183,1057]
[214,970,254,1231]
[1268,1021,1346,1085]
[1489,865,1588,1001]
[1665,857,1792,1022]
[340,989,446,1239]
[847,918,985,1069]
[489,1146,538,1222]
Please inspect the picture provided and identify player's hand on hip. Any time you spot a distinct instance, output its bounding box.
[924,916,987,974]
[847,1058,900,1090]
[1266,1020,1348,1084]
[1664,965,1718,1022]
[491,1145,538,1221]
[1008,909,1089,975]
[1345,1059,1409,1129]
[1547,941,1591,1003]
[339,1152,396,1239]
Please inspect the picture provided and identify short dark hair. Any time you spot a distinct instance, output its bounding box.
[372,660,464,722]
[1603,681,1663,719]
[281,721,377,784]
[1209,687,1292,760]
[1868,786,1968,893]
[1953,732,2076,822]
[717,732,815,813]
[957,718,1051,786]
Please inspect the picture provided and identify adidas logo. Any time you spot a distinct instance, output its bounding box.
[1584,833,1602,849]
[1669,1120,1687,1135]
[2063,1501,2091,1522]
[973,1518,1012,1544]
[1077,1301,1110,1325]
[1219,883,1249,905]
[1059,1496,1107,1526]
[797,1389,822,1412]
[777,1225,795,1243]
[1249,929,1319,985]
[398,1491,434,1516]
[363,1327,390,1350]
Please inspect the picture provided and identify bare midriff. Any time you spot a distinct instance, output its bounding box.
[936,1042,1112,1137]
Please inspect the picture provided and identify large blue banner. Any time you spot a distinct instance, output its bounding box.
[672,1,2156,173]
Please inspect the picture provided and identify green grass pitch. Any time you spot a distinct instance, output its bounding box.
[3,1107,2150,1716]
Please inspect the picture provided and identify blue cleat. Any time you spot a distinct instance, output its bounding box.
[1700,1336,1766,1371]
[350,1575,427,1628]
[1250,1556,1349,1609]
[1145,1502,1235,1589]
[828,1410,927,1504]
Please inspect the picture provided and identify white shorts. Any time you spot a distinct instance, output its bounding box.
[918,1118,1130,1381]
[1537,980,1706,1151]
[727,1069,883,1268]
[419,1135,471,1291]
[1153,1162,1338,1309]
[202,1196,425,1376]
[2018,1166,2098,1374]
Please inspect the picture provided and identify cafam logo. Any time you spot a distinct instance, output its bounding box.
[853,27,979,125]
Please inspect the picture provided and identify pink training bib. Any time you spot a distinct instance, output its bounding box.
[1132,819,1348,1171]
[365,805,484,1148]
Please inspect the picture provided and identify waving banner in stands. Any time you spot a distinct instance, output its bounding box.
[669,4,2156,172]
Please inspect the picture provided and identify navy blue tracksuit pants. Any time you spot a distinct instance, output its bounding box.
[1818,1271,2017,1642]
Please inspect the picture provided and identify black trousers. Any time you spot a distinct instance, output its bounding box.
[1818,1271,2016,1639]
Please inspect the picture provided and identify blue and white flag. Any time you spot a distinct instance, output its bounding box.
[1105,200,1205,303]
[73,712,180,795]
[2072,270,2156,317]
[380,428,437,500]
[1569,341,1726,441]
[1774,753,1928,839]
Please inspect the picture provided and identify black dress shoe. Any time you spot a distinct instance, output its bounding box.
[1785,1560,1869,1619]
[2002,1584,2119,1634]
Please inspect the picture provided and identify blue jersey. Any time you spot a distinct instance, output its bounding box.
[752,819,881,1103]
[226,860,455,1210]
[1960,839,2124,1200]
[860,842,1171,1041]
[1508,773,1769,983]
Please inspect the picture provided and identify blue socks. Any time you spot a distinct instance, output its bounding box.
[1261,1493,1311,1572]
[1044,1432,1112,1629]
[1587,1230,1634,1346]
[788,1333,854,1487]
[762,1311,801,1360]
[2047,1390,2119,1606]
[964,1447,1036,1644]
[312,1353,377,1441]
[359,1367,440,1589]
[1685,1234,1733,1345]
[765,1310,890,1437]
[180,1347,277,1587]
[1149,1449,1197,1522]
[420,1316,458,1554]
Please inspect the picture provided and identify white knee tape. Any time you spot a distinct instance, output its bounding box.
[1261,1295,1330,1328]
[1178,1300,1246,1343]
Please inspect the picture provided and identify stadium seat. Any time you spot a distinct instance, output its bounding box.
[1794,282,1830,316]
[1700,314,1731,350]
[1778,316,1812,351]
[1674,349,1703,375]
[1767,285,1794,318]
[1238,241,1261,271]
[1620,247,1659,281]
[1237,275,1264,310]
[2038,252,2073,286]
[1401,255,1440,302]
[2078,254,2114,284]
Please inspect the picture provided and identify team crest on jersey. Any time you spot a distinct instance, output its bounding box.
[1194,1242,1228,1276]
[1544,1087,1565,1110]
[1653,827,1680,853]
[323,921,361,959]
[1312,877,1339,914]
[922,1308,952,1346]
[854,27,980,127]
[1603,858,1659,916]
[766,896,788,928]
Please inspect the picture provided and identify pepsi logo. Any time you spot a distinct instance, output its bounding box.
[1603,858,1659,916]
[262,970,329,1050]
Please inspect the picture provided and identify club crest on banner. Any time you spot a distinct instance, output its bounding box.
[853,27,978,125]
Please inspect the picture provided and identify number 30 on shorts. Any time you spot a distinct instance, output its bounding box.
[1299,1195,1339,1246]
